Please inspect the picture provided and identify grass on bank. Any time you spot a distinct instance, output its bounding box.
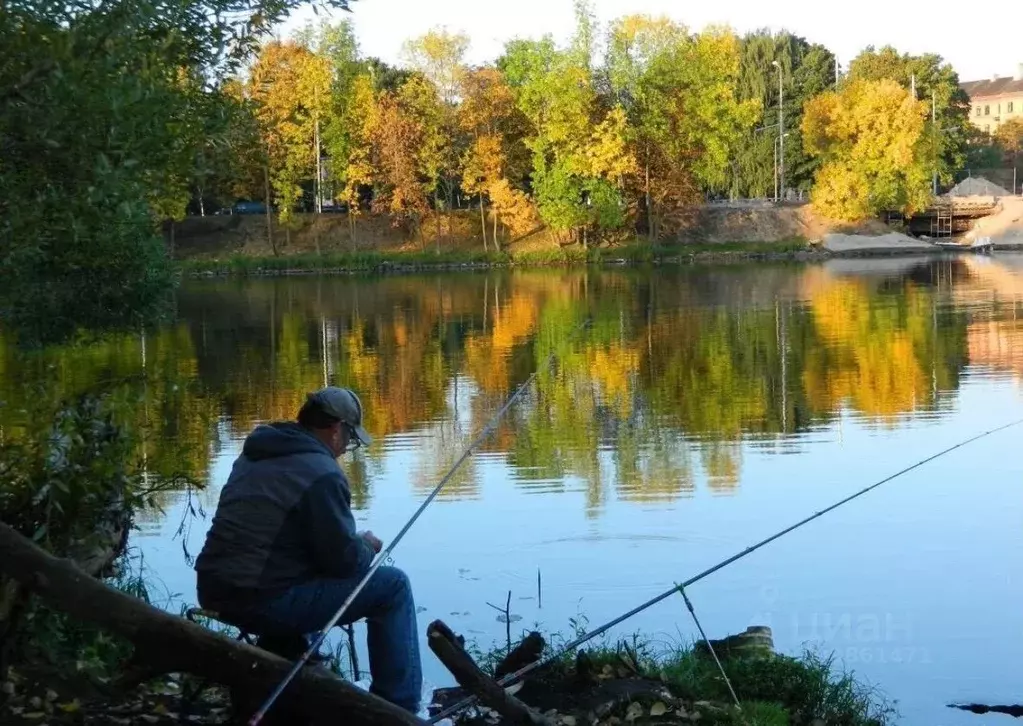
[6,570,894,726]
[465,622,895,726]
[178,238,811,275]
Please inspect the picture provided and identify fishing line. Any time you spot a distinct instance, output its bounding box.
[248,318,591,726]
[430,417,1023,723]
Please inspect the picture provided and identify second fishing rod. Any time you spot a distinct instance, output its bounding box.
[247,319,591,726]
[430,417,1023,723]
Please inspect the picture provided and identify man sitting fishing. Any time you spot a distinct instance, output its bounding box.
[194,386,423,714]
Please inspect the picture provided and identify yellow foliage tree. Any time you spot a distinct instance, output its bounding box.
[803,78,932,221]
[400,28,470,105]
[581,106,636,183]
[249,41,330,232]
[458,68,537,246]
[337,74,379,244]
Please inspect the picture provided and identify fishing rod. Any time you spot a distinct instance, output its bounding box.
[430,416,1023,723]
[248,319,591,726]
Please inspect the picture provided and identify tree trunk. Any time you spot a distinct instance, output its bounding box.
[168,221,176,258]
[435,192,442,255]
[645,146,653,241]
[0,521,425,726]
[264,164,277,256]
[427,621,550,726]
[492,209,498,249]
[479,196,488,252]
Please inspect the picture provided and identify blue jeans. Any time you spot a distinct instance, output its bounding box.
[231,566,422,714]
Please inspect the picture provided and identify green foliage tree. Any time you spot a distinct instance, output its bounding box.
[613,21,758,236]
[501,6,636,244]
[365,57,415,93]
[961,125,1004,173]
[215,79,273,206]
[312,20,365,208]
[994,118,1023,191]
[727,30,837,199]
[0,0,350,345]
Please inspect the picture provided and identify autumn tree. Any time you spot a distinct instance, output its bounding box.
[458,68,536,249]
[847,45,970,190]
[335,74,379,242]
[249,40,331,237]
[371,75,445,244]
[803,79,932,221]
[401,29,470,105]
[401,29,470,219]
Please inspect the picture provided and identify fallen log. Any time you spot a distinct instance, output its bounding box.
[949,703,1023,718]
[427,620,552,726]
[0,520,426,726]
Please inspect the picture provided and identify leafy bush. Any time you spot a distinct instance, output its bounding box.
[0,394,184,679]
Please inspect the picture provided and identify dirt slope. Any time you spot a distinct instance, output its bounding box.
[963,197,1023,247]
[681,203,891,245]
[169,203,899,260]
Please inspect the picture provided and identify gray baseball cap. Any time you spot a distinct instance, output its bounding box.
[306,386,373,447]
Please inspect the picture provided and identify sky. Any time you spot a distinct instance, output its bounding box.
[279,0,1022,84]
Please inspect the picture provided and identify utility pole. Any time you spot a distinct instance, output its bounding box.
[932,91,938,196]
[315,117,322,213]
[773,136,779,201]
[773,61,784,202]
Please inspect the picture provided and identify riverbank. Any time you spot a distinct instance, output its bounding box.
[0,624,896,726]
[172,203,1023,277]
[176,236,1023,278]
[178,239,823,277]
[434,624,897,726]
[168,205,909,277]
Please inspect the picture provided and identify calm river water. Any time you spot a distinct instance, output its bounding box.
[4,254,1022,724]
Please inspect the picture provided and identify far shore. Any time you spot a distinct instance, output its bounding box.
[178,239,1023,278]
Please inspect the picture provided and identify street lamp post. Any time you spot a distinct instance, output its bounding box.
[772,61,784,202]
[773,132,790,202]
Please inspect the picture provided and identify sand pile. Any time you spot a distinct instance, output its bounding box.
[822,231,934,254]
[963,197,1023,247]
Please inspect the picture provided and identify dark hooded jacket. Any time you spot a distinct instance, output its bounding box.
[194,422,374,610]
